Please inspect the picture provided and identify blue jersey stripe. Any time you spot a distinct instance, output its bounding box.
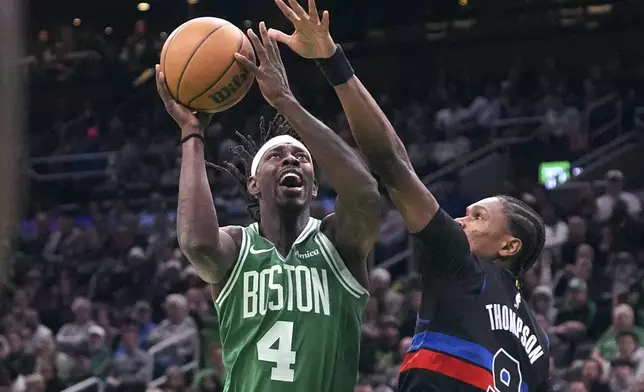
[410,331,493,370]
[410,331,529,392]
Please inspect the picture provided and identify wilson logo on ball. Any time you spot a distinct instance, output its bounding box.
[209,68,250,104]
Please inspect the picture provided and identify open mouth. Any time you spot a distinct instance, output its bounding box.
[278,170,304,190]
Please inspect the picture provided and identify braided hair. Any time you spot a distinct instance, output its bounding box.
[206,114,297,222]
[498,195,546,286]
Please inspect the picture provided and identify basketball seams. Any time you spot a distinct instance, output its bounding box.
[161,22,187,79]
[176,23,229,104]
[186,28,247,108]
[161,23,190,98]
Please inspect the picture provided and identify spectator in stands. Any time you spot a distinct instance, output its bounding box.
[466,83,502,128]
[368,269,404,320]
[429,130,471,166]
[561,216,599,269]
[23,372,45,392]
[6,331,35,379]
[384,336,411,387]
[371,316,401,378]
[191,343,224,392]
[36,359,65,392]
[399,279,422,338]
[541,95,582,154]
[23,309,52,348]
[614,331,644,377]
[148,365,185,392]
[580,358,610,392]
[148,294,197,369]
[19,213,51,256]
[434,93,467,133]
[108,327,152,392]
[554,244,592,294]
[55,297,96,355]
[552,278,596,344]
[531,285,558,324]
[611,252,641,300]
[94,305,118,348]
[548,357,568,392]
[595,170,642,223]
[536,314,563,355]
[131,301,157,351]
[185,288,209,330]
[42,213,84,263]
[355,379,374,392]
[374,198,407,262]
[568,380,588,392]
[542,203,569,250]
[86,325,111,379]
[6,290,29,328]
[594,304,644,362]
[34,336,73,384]
[608,358,636,392]
[605,200,643,253]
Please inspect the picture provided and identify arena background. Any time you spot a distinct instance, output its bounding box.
[2,0,644,391]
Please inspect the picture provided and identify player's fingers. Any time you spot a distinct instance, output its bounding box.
[307,0,319,21]
[234,53,261,75]
[321,10,330,28]
[259,22,271,54]
[270,38,285,67]
[267,28,291,45]
[274,0,300,23]
[267,29,288,61]
[287,0,308,19]
[246,29,268,62]
[195,112,213,127]
[155,65,173,104]
[273,41,285,70]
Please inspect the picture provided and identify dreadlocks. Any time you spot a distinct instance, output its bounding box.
[206,114,298,222]
[498,195,546,286]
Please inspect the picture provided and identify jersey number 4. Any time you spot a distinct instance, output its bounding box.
[257,321,297,382]
[488,349,523,392]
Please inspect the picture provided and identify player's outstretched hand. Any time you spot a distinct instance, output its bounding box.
[235,22,295,109]
[268,0,336,59]
[155,65,211,134]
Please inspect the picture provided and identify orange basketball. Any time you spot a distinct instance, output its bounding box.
[160,17,255,113]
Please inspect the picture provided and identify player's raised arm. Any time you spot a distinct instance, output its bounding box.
[155,66,239,283]
[268,0,438,234]
[235,23,380,284]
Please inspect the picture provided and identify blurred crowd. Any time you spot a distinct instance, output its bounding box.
[6,16,644,392]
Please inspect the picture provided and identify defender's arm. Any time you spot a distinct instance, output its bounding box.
[276,96,380,287]
[334,75,438,233]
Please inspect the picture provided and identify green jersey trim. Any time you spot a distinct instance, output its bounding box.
[215,227,251,308]
[314,231,368,298]
[248,218,318,261]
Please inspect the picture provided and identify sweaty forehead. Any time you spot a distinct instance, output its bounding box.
[268,143,307,155]
[259,143,308,164]
[467,197,503,213]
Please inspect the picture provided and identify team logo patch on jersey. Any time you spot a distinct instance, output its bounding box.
[514,292,521,309]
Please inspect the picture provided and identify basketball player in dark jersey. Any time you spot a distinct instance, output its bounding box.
[266,0,552,390]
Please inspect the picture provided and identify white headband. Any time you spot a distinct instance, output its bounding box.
[250,135,311,176]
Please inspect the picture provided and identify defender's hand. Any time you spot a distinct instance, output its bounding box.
[155,65,211,135]
[234,22,295,109]
[268,0,336,59]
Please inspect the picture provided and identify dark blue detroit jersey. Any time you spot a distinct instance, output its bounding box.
[398,209,552,392]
